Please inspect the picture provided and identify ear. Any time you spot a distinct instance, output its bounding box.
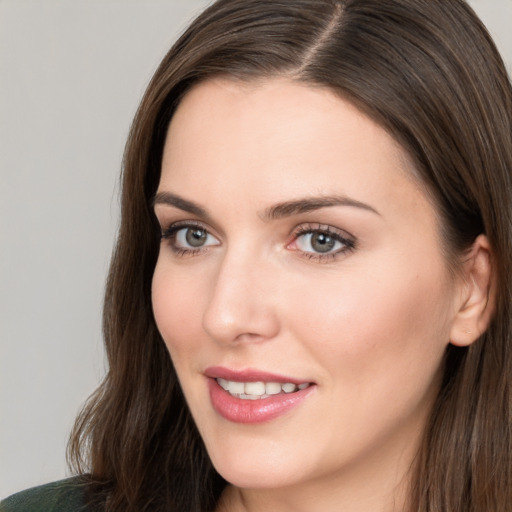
[450,234,495,347]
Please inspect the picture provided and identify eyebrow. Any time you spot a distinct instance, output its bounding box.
[153,191,212,221]
[152,191,380,221]
[261,195,380,220]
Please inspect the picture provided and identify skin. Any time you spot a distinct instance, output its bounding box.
[151,78,488,512]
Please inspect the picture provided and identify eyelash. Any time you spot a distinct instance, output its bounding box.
[160,221,356,262]
[161,220,215,257]
[289,223,356,262]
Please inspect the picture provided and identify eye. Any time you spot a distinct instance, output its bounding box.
[161,222,220,255]
[296,231,342,253]
[175,226,216,248]
[288,224,355,261]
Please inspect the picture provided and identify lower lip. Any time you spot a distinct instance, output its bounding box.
[208,378,315,424]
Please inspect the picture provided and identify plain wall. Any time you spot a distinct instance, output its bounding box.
[0,0,211,498]
[0,0,511,499]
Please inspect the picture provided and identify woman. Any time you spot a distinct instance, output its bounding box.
[2,0,511,510]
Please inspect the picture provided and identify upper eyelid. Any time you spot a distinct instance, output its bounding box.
[291,223,356,241]
[155,211,225,239]
[154,198,360,233]
[161,219,207,228]
[160,219,214,235]
[159,219,356,247]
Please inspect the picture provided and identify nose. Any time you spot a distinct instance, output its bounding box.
[202,248,280,346]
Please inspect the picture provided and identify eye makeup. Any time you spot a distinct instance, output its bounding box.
[287,223,356,262]
[159,218,356,263]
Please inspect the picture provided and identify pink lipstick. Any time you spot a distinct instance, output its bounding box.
[205,367,315,424]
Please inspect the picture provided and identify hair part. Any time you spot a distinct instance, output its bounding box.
[68,1,512,510]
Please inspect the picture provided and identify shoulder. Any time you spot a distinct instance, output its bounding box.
[0,477,90,512]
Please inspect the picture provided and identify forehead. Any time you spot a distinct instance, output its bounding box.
[162,79,425,204]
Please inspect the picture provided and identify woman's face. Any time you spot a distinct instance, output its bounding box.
[152,78,463,498]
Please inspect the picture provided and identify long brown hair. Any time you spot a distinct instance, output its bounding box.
[68,1,512,510]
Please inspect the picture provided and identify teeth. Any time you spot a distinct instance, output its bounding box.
[217,378,229,391]
[216,379,310,399]
[229,381,245,394]
[265,382,282,395]
[245,382,266,395]
[240,393,260,400]
[282,383,296,393]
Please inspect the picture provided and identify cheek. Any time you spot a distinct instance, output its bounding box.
[278,261,454,456]
[285,255,454,386]
[151,262,206,359]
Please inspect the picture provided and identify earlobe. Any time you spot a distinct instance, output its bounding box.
[449,234,495,347]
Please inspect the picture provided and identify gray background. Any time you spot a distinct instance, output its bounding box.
[1,0,511,499]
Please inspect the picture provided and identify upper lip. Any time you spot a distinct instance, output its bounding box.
[204,366,313,385]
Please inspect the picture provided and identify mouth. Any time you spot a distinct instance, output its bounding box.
[216,378,311,400]
[204,367,316,423]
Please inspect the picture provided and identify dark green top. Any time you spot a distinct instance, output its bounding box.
[0,478,90,512]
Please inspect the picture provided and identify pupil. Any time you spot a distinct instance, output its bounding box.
[311,232,335,253]
[186,228,207,247]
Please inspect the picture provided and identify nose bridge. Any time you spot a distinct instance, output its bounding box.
[202,243,279,345]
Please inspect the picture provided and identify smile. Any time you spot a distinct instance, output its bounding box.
[205,368,316,423]
[216,378,311,399]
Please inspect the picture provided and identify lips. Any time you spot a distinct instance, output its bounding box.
[205,367,316,423]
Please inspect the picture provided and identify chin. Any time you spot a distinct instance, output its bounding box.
[215,463,304,490]
[206,439,316,490]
